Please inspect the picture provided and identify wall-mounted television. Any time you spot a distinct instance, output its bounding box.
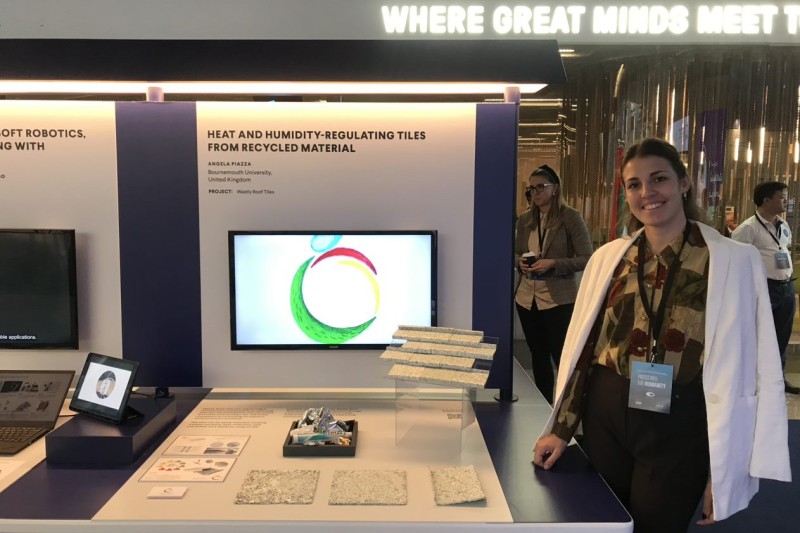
[0,229,79,349]
[229,231,437,350]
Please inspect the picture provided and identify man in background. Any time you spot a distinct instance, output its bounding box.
[732,181,800,394]
[723,210,738,238]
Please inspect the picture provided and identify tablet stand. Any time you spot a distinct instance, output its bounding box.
[46,397,176,466]
[122,404,144,422]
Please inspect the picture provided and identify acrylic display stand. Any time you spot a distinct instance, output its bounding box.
[394,380,477,459]
[46,397,176,466]
[389,332,495,458]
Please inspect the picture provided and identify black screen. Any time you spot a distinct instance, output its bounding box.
[0,229,79,349]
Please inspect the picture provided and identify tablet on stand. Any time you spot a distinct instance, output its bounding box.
[69,353,141,424]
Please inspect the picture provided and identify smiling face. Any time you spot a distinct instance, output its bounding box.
[623,155,690,234]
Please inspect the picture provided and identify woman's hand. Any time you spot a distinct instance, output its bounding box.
[530,258,556,274]
[696,480,715,526]
[532,434,568,469]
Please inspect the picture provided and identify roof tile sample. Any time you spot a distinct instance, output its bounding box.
[234,469,320,505]
[328,469,407,505]
[430,465,486,505]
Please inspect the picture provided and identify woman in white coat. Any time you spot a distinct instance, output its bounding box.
[533,138,790,532]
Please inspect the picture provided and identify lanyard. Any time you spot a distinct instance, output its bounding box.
[536,211,546,252]
[637,223,691,363]
[755,215,784,250]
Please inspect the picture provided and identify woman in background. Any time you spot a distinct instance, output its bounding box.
[514,165,592,404]
[533,139,790,532]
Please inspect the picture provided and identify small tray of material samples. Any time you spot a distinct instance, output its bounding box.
[282,420,358,457]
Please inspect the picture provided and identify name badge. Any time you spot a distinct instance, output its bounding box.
[775,252,791,270]
[629,361,674,414]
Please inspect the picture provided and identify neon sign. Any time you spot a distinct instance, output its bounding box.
[381,4,800,36]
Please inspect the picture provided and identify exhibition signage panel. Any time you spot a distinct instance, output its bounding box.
[0,101,123,370]
[1,101,515,391]
[196,102,479,388]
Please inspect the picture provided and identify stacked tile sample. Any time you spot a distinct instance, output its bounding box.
[381,326,496,389]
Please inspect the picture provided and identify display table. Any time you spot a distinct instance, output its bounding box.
[0,364,632,532]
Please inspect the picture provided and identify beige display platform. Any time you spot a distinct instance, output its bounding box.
[94,388,511,525]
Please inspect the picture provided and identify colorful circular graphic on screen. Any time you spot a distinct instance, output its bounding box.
[96,370,117,399]
[290,238,379,344]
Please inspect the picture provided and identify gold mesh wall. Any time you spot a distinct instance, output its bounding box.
[528,46,800,255]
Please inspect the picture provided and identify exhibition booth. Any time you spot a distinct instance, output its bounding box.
[0,94,633,531]
[16,1,761,530]
[0,90,635,528]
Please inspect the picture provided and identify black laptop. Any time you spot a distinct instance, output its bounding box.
[0,370,74,454]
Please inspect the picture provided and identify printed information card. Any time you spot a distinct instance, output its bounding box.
[163,435,250,456]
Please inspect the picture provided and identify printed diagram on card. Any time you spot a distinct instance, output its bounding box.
[162,435,249,456]
[140,457,237,482]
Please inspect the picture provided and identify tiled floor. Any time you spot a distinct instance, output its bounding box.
[514,340,800,419]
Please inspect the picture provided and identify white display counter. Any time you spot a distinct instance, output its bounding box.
[0,365,632,532]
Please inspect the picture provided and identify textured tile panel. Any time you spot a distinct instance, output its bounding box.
[430,465,486,505]
[388,364,489,389]
[234,469,320,505]
[328,470,407,505]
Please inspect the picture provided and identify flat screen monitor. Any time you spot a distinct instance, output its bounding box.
[0,229,78,349]
[229,231,437,350]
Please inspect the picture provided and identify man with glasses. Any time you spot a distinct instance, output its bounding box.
[732,181,800,394]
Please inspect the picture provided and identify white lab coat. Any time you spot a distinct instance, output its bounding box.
[541,222,791,520]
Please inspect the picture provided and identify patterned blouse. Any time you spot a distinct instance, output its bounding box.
[552,222,710,441]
